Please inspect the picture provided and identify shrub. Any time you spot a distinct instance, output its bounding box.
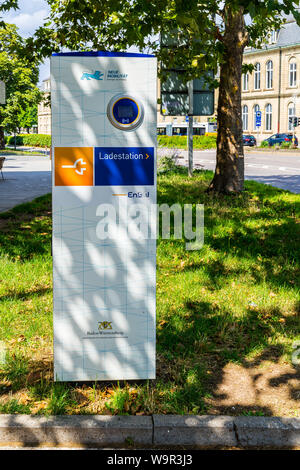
[157,135,216,149]
[5,134,51,148]
[260,140,269,148]
[158,148,181,173]
[280,141,292,149]
[4,135,23,146]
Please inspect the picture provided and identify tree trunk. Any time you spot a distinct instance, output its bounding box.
[208,7,246,193]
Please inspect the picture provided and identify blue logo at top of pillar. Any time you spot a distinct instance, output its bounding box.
[81,71,104,80]
[94,147,154,186]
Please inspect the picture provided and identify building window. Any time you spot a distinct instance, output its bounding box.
[242,73,249,91]
[253,104,260,130]
[266,60,273,89]
[242,105,248,131]
[289,60,297,87]
[265,103,272,131]
[254,63,260,90]
[268,30,278,44]
[288,103,296,131]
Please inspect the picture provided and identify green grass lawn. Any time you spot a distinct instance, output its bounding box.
[0,170,299,416]
[0,149,46,156]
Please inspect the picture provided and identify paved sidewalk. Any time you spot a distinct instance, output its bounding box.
[0,155,51,213]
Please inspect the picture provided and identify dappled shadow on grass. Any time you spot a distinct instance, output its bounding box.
[157,300,298,362]
[181,249,298,292]
[155,168,299,416]
[0,353,53,394]
[0,194,52,260]
[156,296,299,417]
[158,170,299,293]
[0,286,52,303]
[0,172,299,422]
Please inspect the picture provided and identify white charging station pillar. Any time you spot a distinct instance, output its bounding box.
[51,52,157,381]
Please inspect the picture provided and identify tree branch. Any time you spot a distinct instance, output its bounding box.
[204,26,224,42]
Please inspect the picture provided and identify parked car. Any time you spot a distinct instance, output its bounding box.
[263,133,298,147]
[243,134,257,146]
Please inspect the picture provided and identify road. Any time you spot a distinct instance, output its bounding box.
[0,154,51,212]
[0,151,299,214]
[174,149,300,193]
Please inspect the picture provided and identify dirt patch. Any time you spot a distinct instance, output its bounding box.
[205,361,300,417]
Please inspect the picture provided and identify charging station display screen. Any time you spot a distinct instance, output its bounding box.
[117,105,134,118]
[112,97,139,124]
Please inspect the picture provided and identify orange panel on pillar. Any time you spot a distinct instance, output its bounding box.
[54,147,94,186]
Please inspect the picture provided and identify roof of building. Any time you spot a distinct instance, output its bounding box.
[277,19,300,47]
[245,16,300,55]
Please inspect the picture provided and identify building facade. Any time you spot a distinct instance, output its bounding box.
[38,78,51,135]
[242,17,300,142]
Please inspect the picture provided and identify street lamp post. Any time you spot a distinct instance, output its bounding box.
[0,81,5,105]
[187,80,193,177]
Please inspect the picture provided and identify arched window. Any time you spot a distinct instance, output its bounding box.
[253,104,260,130]
[288,102,296,131]
[254,63,261,90]
[265,103,272,131]
[242,105,248,131]
[242,73,249,91]
[289,59,297,87]
[266,60,273,89]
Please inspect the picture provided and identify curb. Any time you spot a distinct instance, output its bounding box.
[0,414,299,448]
[234,416,300,448]
[0,415,152,448]
[153,415,236,447]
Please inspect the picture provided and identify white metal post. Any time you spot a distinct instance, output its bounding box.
[188,80,193,177]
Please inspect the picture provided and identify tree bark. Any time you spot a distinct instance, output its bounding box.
[208,6,246,193]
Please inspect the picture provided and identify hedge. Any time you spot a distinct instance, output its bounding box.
[5,133,216,150]
[204,132,217,137]
[157,134,216,149]
[5,134,51,148]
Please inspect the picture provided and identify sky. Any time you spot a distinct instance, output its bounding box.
[2,0,144,86]
[3,0,50,84]
[2,0,148,86]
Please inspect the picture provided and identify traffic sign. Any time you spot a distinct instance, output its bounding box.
[255,111,261,127]
[160,72,215,116]
[160,32,214,116]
